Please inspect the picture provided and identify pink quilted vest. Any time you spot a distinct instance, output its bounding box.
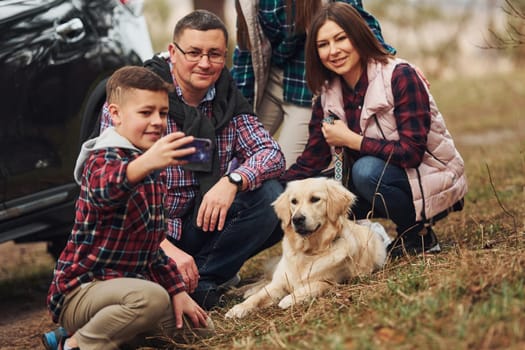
[322,58,467,221]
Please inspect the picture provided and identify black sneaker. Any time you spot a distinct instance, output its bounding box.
[190,289,226,310]
[387,227,441,258]
[218,273,241,292]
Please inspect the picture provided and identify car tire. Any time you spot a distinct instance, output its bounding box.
[79,77,108,144]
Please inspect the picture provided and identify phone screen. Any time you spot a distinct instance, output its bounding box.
[180,138,213,163]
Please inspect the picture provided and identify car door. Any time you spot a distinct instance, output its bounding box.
[0,0,150,251]
[0,0,112,240]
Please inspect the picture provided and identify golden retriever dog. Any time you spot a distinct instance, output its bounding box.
[225,177,387,319]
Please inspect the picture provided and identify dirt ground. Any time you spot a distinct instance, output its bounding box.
[0,241,57,349]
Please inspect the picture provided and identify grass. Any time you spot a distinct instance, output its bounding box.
[194,69,525,350]
[1,69,523,349]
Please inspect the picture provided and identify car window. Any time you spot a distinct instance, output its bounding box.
[0,0,59,24]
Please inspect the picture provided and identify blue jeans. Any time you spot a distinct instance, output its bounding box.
[174,179,283,293]
[348,156,422,237]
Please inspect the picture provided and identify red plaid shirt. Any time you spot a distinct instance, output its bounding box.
[282,63,430,181]
[47,148,185,322]
[101,58,284,240]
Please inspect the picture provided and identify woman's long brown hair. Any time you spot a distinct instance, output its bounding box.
[305,2,392,94]
[235,0,251,50]
[286,0,323,34]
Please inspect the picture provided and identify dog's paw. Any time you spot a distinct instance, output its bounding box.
[278,295,294,309]
[225,304,251,319]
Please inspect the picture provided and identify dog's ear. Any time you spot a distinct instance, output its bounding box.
[272,190,291,227]
[325,179,356,222]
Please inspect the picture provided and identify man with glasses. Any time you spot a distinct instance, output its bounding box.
[101,10,285,310]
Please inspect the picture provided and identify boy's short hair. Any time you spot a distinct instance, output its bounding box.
[106,66,174,104]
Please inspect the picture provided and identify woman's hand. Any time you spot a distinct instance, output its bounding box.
[322,119,363,151]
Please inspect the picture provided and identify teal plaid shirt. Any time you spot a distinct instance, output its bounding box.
[232,0,396,107]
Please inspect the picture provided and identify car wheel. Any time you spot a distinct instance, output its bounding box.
[79,78,108,144]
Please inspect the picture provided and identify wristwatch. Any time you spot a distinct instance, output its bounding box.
[227,172,243,191]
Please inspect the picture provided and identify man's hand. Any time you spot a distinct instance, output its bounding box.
[161,239,199,293]
[196,176,238,232]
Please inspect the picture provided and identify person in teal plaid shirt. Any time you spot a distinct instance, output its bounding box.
[233,0,395,168]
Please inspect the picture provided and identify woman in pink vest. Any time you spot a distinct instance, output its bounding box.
[281,2,467,258]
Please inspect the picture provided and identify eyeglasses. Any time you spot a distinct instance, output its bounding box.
[173,42,226,64]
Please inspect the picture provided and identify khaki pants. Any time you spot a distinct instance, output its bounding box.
[256,67,312,168]
[59,278,214,350]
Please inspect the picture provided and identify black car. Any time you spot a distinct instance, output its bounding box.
[0,0,153,257]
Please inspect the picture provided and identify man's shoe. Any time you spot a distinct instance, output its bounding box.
[190,288,226,310]
[387,227,441,258]
[218,273,241,291]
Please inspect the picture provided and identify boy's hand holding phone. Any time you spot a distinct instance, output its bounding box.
[179,137,213,164]
[152,132,197,166]
[126,132,193,184]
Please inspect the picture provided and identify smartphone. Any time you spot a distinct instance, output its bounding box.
[180,137,213,163]
[323,114,339,125]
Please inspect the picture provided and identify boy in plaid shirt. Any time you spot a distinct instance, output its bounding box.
[46,66,213,350]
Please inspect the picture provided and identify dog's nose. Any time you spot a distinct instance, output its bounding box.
[292,215,305,227]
